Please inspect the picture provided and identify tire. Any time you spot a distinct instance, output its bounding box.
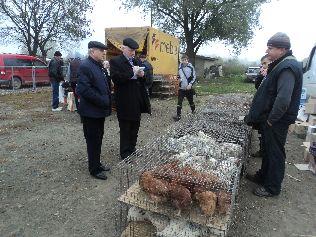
[10,77,22,90]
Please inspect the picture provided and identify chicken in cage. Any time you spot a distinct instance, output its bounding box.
[113,94,253,237]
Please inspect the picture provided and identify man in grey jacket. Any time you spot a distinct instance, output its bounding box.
[173,54,196,121]
[244,32,302,197]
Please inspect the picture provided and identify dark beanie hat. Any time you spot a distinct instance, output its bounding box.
[54,51,62,56]
[267,32,291,49]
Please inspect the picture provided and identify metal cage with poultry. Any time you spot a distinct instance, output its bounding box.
[111,94,253,237]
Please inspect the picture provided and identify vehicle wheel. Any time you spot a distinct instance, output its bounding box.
[10,77,22,89]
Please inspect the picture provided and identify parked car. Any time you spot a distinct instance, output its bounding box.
[0,53,50,89]
[245,66,260,82]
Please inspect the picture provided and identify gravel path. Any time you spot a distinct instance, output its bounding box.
[0,90,315,237]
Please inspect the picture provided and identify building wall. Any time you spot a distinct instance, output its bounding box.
[194,57,205,78]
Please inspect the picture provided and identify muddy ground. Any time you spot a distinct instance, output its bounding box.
[0,89,315,237]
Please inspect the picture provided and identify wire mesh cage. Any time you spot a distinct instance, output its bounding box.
[112,94,253,237]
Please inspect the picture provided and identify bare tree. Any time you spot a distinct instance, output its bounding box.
[0,0,92,59]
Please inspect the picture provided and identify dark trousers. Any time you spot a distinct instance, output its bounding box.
[70,82,79,110]
[82,116,105,175]
[177,89,195,116]
[51,81,59,109]
[118,119,140,159]
[258,128,265,155]
[258,122,289,195]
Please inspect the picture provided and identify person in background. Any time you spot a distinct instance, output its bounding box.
[173,54,196,121]
[48,51,64,111]
[139,54,153,97]
[244,32,302,197]
[252,54,271,158]
[103,60,112,89]
[66,52,82,110]
[254,54,271,90]
[76,41,111,180]
[110,37,151,160]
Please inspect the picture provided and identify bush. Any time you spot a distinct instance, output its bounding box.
[222,58,247,76]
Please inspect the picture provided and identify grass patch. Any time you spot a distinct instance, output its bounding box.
[0,90,50,110]
[195,75,256,95]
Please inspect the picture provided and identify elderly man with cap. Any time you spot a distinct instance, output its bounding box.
[76,41,112,180]
[244,32,302,197]
[110,37,151,160]
[48,50,64,111]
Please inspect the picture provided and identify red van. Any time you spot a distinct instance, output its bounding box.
[0,53,50,89]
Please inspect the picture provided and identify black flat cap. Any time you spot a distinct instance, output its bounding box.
[88,41,108,50]
[123,38,139,50]
[54,51,62,56]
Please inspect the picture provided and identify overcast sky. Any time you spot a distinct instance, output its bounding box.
[1,0,315,61]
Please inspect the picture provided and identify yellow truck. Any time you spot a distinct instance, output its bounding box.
[105,26,180,96]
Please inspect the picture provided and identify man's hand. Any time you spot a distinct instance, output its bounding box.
[261,68,268,76]
[186,84,192,90]
[136,70,145,77]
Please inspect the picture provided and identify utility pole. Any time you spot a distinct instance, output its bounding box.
[150,4,153,27]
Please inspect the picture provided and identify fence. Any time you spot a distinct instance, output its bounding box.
[0,65,68,91]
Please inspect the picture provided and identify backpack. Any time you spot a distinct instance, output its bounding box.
[69,59,81,82]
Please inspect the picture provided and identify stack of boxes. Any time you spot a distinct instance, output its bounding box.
[300,96,316,175]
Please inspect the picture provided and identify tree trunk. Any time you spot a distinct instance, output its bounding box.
[184,31,196,66]
[39,45,48,61]
[185,45,196,66]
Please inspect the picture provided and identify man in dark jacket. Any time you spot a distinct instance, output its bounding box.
[110,38,151,160]
[244,32,302,197]
[49,51,64,111]
[67,52,82,110]
[252,54,271,158]
[139,54,154,96]
[76,41,111,180]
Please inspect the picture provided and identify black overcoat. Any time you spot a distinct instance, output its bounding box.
[110,54,151,121]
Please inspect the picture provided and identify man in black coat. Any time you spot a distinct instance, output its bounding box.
[110,38,151,159]
[76,41,111,180]
[244,32,302,197]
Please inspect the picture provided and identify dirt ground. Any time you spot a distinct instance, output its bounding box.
[0,89,315,237]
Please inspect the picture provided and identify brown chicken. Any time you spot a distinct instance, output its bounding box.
[169,181,192,211]
[152,161,181,182]
[195,191,217,216]
[152,162,224,193]
[139,171,170,203]
[217,191,231,214]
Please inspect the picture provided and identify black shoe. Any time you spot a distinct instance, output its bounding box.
[91,171,107,180]
[245,173,264,185]
[121,152,131,160]
[100,164,110,172]
[173,115,181,121]
[253,186,276,197]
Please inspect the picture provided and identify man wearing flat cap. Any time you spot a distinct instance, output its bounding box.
[110,37,151,160]
[76,41,112,180]
[48,51,64,111]
[244,32,302,197]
